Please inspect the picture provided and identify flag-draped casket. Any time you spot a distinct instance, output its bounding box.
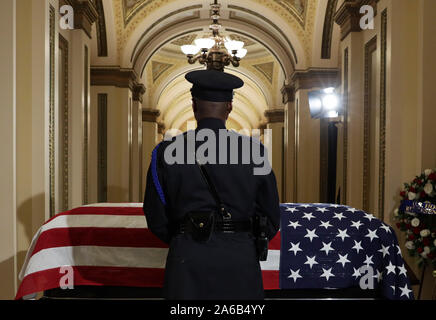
[16,203,413,300]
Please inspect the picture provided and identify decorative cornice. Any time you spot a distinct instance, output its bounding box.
[290,68,340,91]
[142,108,160,122]
[264,108,285,123]
[91,67,141,91]
[70,0,98,39]
[334,0,379,41]
[281,84,295,104]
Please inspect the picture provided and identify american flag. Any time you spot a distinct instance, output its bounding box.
[279,203,414,300]
[16,203,280,300]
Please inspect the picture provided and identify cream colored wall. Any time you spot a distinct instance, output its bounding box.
[142,121,158,197]
[267,122,284,202]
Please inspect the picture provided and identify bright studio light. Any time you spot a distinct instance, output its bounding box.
[308,88,341,119]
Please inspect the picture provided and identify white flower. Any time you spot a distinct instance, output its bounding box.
[424,246,431,254]
[411,218,420,227]
[421,251,428,258]
[434,239,436,247]
[424,183,433,195]
[405,241,415,250]
[394,208,399,217]
[424,169,433,176]
[420,229,431,237]
[408,192,417,200]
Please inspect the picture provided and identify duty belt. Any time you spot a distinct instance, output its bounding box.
[175,219,253,234]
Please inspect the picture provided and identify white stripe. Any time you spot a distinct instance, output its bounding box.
[23,246,169,277]
[42,215,148,233]
[83,203,143,208]
[260,249,280,271]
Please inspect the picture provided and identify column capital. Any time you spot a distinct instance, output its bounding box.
[264,108,285,123]
[142,108,160,122]
[281,84,295,104]
[158,122,166,135]
[334,0,379,41]
[91,67,140,91]
[290,68,340,91]
[133,84,146,103]
[65,0,98,39]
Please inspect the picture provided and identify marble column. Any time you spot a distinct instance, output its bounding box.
[142,109,160,197]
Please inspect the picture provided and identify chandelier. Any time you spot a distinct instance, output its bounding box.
[180,0,247,72]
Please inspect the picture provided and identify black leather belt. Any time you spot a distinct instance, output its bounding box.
[175,220,253,235]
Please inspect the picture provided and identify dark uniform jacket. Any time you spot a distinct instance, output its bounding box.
[143,117,280,300]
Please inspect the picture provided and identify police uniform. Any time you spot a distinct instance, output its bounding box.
[143,70,280,300]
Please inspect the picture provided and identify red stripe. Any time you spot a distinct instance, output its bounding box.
[268,232,281,250]
[262,270,280,290]
[16,266,279,300]
[15,266,165,300]
[31,227,168,257]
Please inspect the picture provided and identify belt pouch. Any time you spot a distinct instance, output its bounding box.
[187,211,216,243]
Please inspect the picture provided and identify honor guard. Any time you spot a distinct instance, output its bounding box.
[143,69,280,300]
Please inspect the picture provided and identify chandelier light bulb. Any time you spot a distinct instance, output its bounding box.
[181,45,200,55]
[235,48,247,58]
[225,40,244,52]
[194,38,215,50]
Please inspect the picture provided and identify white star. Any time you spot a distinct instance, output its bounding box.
[364,255,374,266]
[329,204,341,208]
[300,204,311,208]
[320,242,335,256]
[316,207,328,213]
[397,264,407,277]
[288,220,302,229]
[378,244,390,258]
[288,242,303,256]
[386,261,396,275]
[320,268,335,281]
[365,229,379,242]
[336,229,350,241]
[287,269,303,283]
[333,212,345,221]
[346,208,357,213]
[363,213,375,222]
[352,267,361,279]
[286,207,299,213]
[304,228,318,242]
[396,245,403,256]
[350,220,363,230]
[399,285,412,298]
[336,254,351,267]
[302,212,315,221]
[319,220,333,229]
[373,269,383,282]
[352,240,363,254]
[304,256,318,269]
[379,224,392,233]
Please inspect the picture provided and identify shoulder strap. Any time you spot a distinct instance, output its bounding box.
[196,161,231,219]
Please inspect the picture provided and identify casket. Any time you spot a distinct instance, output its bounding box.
[15,203,414,300]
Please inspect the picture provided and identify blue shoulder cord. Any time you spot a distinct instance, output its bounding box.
[151,143,167,206]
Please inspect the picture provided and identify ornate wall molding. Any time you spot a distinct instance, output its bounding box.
[290,68,340,91]
[342,47,349,204]
[49,5,56,217]
[91,67,141,91]
[132,83,146,103]
[321,0,338,59]
[378,8,387,221]
[265,108,285,123]
[363,35,377,212]
[59,34,70,212]
[95,0,108,56]
[142,108,161,122]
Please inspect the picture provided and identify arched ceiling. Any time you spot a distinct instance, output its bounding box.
[93,0,342,133]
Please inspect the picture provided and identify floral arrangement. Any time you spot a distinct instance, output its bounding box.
[394,169,436,268]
